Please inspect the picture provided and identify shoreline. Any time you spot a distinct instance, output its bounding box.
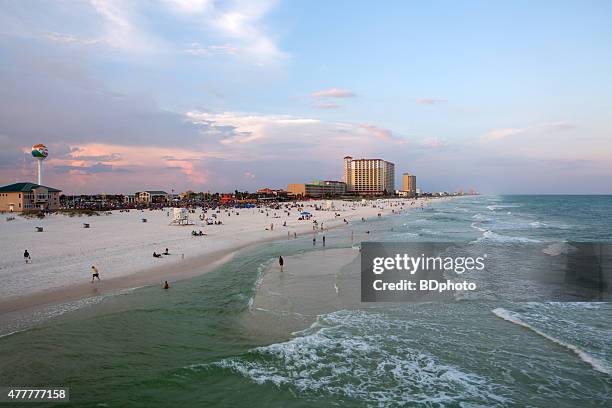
[0,197,458,334]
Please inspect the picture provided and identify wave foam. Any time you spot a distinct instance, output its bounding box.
[492,308,610,375]
[211,310,509,405]
[481,231,541,243]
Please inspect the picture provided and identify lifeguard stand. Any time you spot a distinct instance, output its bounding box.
[169,208,192,225]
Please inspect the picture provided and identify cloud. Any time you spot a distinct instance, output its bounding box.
[357,124,407,144]
[416,98,448,105]
[53,163,128,175]
[90,0,164,53]
[164,0,212,14]
[311,88,356,98]
[43,32,101,46]
[311,102,340,109]
[482,121,575,141]
[2,0,284,62]
[162,0,286,63]
[185,42,239,56]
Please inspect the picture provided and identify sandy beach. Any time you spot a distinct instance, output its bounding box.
[0,198,449,325]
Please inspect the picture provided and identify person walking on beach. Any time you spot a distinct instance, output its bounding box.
[322,235,326,246]
[24,249,31,264]
[91,266,100,283]
[279,256,284,272]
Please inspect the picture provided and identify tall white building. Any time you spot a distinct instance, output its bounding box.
[343,156,395,195]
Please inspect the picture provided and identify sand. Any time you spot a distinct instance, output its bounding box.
[1,198,446,320]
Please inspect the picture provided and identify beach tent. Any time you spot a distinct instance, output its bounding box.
[300,211,312,216]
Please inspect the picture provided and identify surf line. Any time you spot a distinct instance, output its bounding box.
[492,308,610,375]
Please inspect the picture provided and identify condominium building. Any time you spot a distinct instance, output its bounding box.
[343,156,395,195]
[0,182,62,212]
[288,180,346,198]
[402,173,417,197]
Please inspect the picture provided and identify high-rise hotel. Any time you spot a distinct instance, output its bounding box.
[402,173,417,197]
[343,156,395,195]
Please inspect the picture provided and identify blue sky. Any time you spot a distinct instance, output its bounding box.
[0,0,611,194]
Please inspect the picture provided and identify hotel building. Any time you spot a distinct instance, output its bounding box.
[402,173,417,197]
[288,180,346,198]
[0,182,62,212]
[343,156,395,195]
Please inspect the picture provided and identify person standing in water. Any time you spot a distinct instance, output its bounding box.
[163,280,170,289]
[322,235,326,246]
[24,249,31,264]
[279,256,284,272]
[91,266,100,283]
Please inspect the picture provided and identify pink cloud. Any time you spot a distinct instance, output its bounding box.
[311,88,355,98]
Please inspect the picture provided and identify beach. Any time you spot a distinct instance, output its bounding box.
[0,195,610,407]
[0,197,447,334]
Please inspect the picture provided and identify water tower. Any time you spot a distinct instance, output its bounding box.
[31,144,48,185]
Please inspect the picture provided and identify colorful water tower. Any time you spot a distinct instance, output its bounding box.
[31,144,48,185]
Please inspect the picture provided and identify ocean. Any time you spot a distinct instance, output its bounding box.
[1,195,611,407]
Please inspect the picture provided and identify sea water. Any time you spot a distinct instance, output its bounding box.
[0,195,610,407]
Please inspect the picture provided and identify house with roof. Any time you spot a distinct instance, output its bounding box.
[136,191,169,204]
[0,182,62,212]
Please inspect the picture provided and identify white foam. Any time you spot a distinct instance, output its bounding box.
[248,261,271,310]
[470,222,488,233]
[492,308,610,375]
[210,310,509,405]
[481,231,541,243]
[487,204,521,211]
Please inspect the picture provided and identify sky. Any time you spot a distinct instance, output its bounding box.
[0,0,611,194]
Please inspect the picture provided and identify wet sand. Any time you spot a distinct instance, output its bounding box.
[244,247,363,338]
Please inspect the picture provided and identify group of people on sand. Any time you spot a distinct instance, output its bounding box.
[153,248,171,258]
[191,230,206,236]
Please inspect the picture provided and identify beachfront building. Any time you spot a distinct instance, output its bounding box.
[256,188,287,197]
[137,191,170,204]
[343,156,395,195]
[0,182,62,212]
[402,173,417,197]
[288,180,347,198]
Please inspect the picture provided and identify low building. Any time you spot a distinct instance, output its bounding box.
[220,194,234,204]
[288,180,346,198]
[123,194,137,204]
[137,191,169,204]
[256,188,287,197]
[0,182,62,212]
